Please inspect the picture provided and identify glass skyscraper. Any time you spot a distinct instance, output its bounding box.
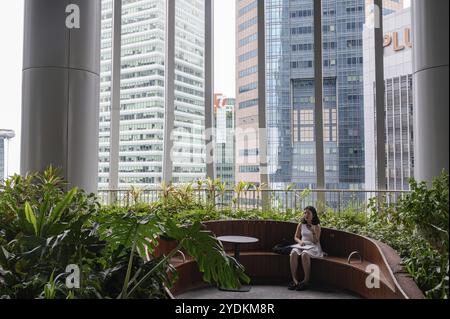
[265,0,366,190]
[99,0,206,190]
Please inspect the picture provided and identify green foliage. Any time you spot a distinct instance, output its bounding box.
[396,171,449,253]
[319,173,449,299]
[98,207,161,259]
[1,169,248,299]
[109,174,448,299]
[96,204,250,298]
[2,169,448,299]
[0,167,101,299]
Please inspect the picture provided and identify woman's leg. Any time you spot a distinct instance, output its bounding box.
[301,253,311,284]
[290,252,300,284]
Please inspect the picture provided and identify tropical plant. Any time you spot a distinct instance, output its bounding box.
[216,180,227,210]
[396,171,449,253]
[0,169,250,299]
[0,167,101,299]
[126,186,146,207]
[97,205,250,298]
[319,173,449,299]
[233,181,251,210]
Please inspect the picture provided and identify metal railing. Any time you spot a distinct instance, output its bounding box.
[97,188,410,213]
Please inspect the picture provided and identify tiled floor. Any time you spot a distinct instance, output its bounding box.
[177,284,361,300]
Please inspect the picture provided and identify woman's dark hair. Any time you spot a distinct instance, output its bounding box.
[301,206,321,225]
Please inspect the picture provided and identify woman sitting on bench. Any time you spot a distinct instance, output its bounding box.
[288,206,324,291]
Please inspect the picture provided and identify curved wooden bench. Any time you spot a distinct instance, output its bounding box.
[157,220,423,299]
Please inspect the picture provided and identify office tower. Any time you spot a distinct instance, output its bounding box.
[235,0,261,185]
[0,130,15,180]
[214,94,235,187]
[265,0,367,190]
[364,7,414,190]
[99,0,206,190]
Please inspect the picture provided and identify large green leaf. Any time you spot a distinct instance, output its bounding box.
[24,202,38,236]
[98,213,161,260]
[37,194,51,236]
[165,220,250,290]
[49,188,78,224]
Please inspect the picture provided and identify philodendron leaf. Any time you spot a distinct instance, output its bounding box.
[165,221,250,290]
[25,202,38,236]
[98,213,161,260]
[130,216,161,260]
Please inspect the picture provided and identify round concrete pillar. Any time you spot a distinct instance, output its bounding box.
[21,0,101,193]
[412,0,449,183]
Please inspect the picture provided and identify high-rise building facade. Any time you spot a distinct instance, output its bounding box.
[265,0,367,190]
[364,7,414,190]
[99,0,206,190]
[214,94,236,187]
[235,0,262,185]
[0,130,15,180]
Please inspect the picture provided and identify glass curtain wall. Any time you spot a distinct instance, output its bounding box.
[266,0,365,193]
[173,0,206,184]
[118,0,166,188]
[99,0,206,190]
[99,0,114,189]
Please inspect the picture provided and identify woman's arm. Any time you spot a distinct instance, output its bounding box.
[311,225,321,244]
[294,224,303,245]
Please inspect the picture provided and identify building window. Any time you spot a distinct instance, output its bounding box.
[239,65,258,78]
[239,98,259,109]
[300,110,314,125]
[239,149,259,157]
[239,33,258,47]
[239,1,257,17]
[239,49,258,62]
[239,165,260,173]
[238,17,257,32]
[239,82,258,93]
[300,127,314,142]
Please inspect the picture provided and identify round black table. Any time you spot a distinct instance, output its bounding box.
[217,236,259,292]
[217,236,259,261]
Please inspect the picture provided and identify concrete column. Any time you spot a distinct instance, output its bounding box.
[257,0,269,208]
[205,0,215,181]
[374,0,386,190]
[412,0,449,183]
[313,0,326,210]
[313,0,325,193]
[162,0,176,184]
[109,0,122,191]
[21,0,101,193]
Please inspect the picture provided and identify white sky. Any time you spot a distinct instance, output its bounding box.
[0,0,23,176]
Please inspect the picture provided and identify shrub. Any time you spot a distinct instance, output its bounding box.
[0,168,101,299]
[0,169,250,299]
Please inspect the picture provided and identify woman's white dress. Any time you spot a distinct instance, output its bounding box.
[291,224,324,258]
